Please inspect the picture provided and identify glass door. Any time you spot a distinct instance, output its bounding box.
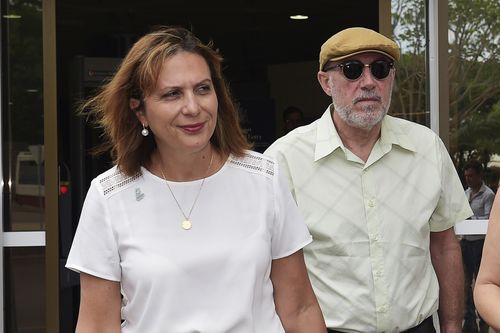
[1,0,57,332]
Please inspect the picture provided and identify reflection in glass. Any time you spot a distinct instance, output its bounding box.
[4,247,46,333]
[2,0,45,231]
[390,0,428,126]
[448,0,500,190]
[448,2,499,331]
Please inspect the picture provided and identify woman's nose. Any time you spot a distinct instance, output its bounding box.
[181,92,200,115]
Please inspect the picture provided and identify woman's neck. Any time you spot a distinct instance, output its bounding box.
[153,145,219,182]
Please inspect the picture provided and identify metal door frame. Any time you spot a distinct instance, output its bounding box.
[0,0,58,332]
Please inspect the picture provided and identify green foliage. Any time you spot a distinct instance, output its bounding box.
[389,0,427,125]
[448,0,500,169]
[391,0,500,170]
[448,0,499,62]
[391,1,426,56]
[455,100,500,163]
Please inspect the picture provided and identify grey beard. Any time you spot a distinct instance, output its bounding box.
[333,92,392,130]
[333,102,388,130]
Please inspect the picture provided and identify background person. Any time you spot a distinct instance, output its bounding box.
[265,27,472,333]
[283,106,305,133]
[461,159,495,333]
[474,191,500,331]
[66,26,326,333]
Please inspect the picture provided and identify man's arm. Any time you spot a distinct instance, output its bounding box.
[430,227,463,333]
[482,192,495,219]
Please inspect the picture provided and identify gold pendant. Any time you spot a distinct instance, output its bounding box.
[182,219,192,230]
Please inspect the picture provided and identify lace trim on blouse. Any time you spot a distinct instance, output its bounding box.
[229,152,275,178]
[99,169,141,196]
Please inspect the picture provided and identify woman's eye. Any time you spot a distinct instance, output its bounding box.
[163,90,180,99]
[197,85,212,94]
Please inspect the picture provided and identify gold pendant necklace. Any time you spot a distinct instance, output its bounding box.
[159,149,214,230]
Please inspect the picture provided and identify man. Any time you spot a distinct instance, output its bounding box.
[265,27,472,333]
[283,106,305,133]
[461,160,495,333]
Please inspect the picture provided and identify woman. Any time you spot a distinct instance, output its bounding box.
[474,191,500,331]
[66,26,326,332]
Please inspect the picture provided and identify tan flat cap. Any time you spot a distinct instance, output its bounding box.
[319,27,400,70]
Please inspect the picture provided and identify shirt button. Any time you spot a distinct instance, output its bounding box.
[368,199,375,207]
[378,305,388,312]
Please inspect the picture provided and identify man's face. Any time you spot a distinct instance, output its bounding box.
[464,168,482,189]
[284,111,304,131]
[318,52,395,130]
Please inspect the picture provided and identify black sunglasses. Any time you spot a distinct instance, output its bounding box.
[324,60,394,81]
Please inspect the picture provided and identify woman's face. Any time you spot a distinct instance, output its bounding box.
[134,51,218,156]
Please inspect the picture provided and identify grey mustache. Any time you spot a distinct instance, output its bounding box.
[353,95,381,103]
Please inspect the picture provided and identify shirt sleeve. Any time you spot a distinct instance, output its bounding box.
[265,143,296,200]
[65,178,121,281]
[483,191,495,219]
[271,160,312,259]
[429,136,473,232]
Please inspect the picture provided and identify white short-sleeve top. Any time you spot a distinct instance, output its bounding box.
[66,151,312,333]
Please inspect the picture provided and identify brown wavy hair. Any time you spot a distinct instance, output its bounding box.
[81,26,251,176]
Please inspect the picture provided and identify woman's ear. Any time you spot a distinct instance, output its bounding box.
[129,98,141,111]
[131,98,146,124]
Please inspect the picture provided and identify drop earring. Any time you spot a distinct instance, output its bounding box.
[141,124,149,137]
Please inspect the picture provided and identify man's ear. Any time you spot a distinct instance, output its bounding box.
[317,71,332,96]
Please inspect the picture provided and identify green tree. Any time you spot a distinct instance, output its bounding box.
[391,0,500,171]
[448,0,500,169]
[389,1,427,125]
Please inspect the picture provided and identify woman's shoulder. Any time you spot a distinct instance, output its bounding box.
[93,165,142,197]
[227,150,276,179]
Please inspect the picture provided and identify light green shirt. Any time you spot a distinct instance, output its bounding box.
[265,107,472,333]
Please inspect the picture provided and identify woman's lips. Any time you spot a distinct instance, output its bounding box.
[180,122,204,133]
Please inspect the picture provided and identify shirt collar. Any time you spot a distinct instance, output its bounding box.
[314,106,417,162]
[314,106,343,161]
[379,115,417,153]
[470,182,488,195]
[466,183,489,202]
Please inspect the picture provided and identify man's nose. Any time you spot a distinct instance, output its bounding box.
[359,67,377,89]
